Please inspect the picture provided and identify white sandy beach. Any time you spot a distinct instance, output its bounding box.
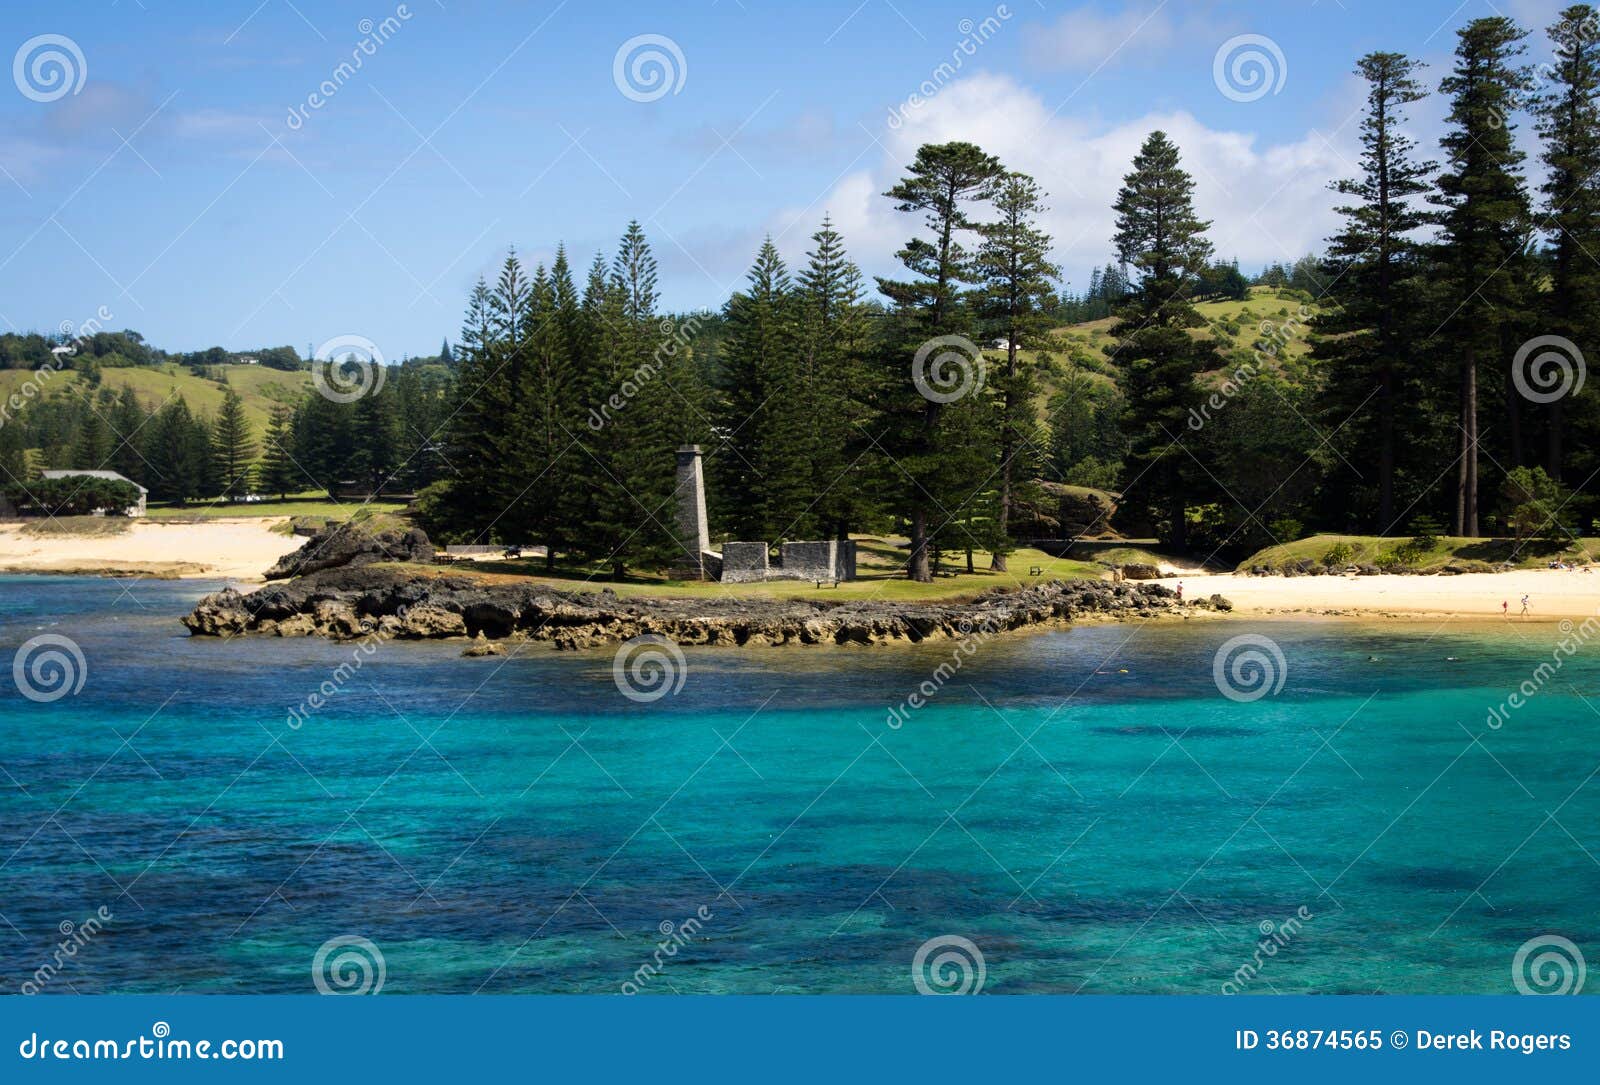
[1163,569,1600,621]
[0,517,304,582]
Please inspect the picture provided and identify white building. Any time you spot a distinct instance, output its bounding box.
[40,470,148,517]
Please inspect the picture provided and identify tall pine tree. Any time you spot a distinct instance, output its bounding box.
[259,403,299,500]
[876,141,1004,581]
[1110,131,1219,550]
[975,171,1059,570]
[211,387,256,498]
[1431,16,1533,536]
[1535,4,1600,483]
[795,216,878,540]
[717,237,800,540]
[1314,51,1434,533]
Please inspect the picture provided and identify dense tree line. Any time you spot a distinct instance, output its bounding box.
[418,6,1600,578]
[10,8,1600,567]
[0,330,309,374]
[0,361,452,507]
[427,150,1062,581]
[1306,6,1600,545]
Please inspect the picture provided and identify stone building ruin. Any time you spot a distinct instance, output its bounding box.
[671,446,857,583]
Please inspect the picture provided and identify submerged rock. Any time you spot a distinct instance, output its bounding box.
[462,633,504,657]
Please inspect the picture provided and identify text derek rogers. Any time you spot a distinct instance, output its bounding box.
[1235,1029,1573,1054]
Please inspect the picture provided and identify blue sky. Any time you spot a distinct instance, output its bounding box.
[0,0,1574,357]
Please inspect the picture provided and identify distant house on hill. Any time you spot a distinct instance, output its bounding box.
[40,470,148,517]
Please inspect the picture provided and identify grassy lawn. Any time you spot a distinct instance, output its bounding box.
[146,495,410,523]
[1067,542,1222,571]
[401,541,1108,602]
[1239,533,1598,572]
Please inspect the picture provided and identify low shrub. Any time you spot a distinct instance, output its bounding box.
[1321,542,1355,567]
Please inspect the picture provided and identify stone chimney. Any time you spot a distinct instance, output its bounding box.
[673,445,712,579]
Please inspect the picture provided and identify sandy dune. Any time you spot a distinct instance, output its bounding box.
[1163,569,1600,622]
[0,517,304,582]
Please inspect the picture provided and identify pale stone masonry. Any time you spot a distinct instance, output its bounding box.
[671,447,856,583]
[672,446,713,579]
[721,541,770,583]
[775,540,856,582]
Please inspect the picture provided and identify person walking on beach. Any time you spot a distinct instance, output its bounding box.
[1502,600,1508,617]
[1521,594,1530,619]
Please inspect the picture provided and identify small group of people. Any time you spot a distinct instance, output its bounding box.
[1501,595,1531,618]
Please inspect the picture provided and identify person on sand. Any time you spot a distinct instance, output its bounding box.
[1176,580,1183,602]
[1502,600,1508,617]
[1521,594,1530,619]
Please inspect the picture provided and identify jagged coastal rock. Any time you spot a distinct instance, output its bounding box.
[183,565,1228,650]
[264,520,434,580]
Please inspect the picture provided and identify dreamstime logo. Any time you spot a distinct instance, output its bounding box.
[1213,34,1286,103]
[1,306,112,430]
[912,335,985,403]
[285,606,412,730]
[620,905,714,994]
[1211,633,1286,702]
[1222,906,1313,994]
[19,906,113,994]
[1188,304,1312,431]
[1485,613,1600,729]
[1512,935,1586,995]
[612,34,686,102]
[12,634,87,703]
[284,5,413,130]
[612,635,687,703]
[311,334,386,402]
[1511,335,1586,404]
[912,934,986,995]
[886,616,1000,728]
[311,935,386,995]
[13,34,87,103]
[588,313,704,430]
[885,5,1012,129]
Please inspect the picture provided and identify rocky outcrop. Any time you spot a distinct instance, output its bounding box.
[182,566,1226,650]
[264,520,433,580]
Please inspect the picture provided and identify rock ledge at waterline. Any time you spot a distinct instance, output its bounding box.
[182,567,1230,650]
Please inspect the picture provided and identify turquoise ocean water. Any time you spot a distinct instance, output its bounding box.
[1,575,1597,994]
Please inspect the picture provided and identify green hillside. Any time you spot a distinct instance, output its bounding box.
[0,363,310,429]
[990,285,1328,402]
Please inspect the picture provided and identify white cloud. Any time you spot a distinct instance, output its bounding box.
[1022,4,1178,72]
[172,109,269,140]
[780,73,1360,294]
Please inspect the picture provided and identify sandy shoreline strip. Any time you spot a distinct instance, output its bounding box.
[1161,569,1600,622]
[5,518,1600,622]
[0,517,305,582]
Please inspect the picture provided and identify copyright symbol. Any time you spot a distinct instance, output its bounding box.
[1389,1030,1408,1049]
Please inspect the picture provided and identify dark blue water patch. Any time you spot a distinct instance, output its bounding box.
[1367,864,1486,891]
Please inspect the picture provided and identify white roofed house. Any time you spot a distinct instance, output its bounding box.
[39,470,148,517]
